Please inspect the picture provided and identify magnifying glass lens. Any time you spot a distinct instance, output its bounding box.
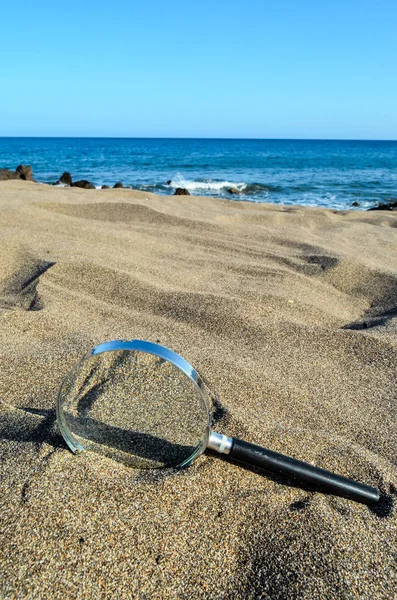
[58,349,209,468]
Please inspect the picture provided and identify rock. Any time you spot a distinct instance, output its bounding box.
[351,201,360,207]
[0,168,20,181]
[71,180,96,190]
[227,187,240,194]
[113,182,123,188]
[174,188,190,196]
[16,165,33,181]
[368,201,397,211]
[101,185,110,189]
[56,172,72,186]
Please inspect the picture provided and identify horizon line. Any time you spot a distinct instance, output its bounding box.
[1,136,397,142]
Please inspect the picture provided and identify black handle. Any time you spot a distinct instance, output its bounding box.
[229,438,379,505]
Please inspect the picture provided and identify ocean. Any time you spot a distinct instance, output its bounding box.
[1,137,396,210]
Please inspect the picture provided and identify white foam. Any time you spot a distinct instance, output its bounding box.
[167,174,246,192]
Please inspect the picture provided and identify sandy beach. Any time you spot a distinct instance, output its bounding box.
[1,179,396,599]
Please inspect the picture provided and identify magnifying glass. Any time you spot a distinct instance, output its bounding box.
[57,339,380,505]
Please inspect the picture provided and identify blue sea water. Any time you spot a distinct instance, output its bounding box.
[1,137,396,210]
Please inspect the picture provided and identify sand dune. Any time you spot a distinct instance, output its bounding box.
[0,243,54,311]
[0,180,396,599]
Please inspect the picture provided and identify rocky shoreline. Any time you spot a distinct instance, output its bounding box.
[1,164,396,208]
[0,165,191,197]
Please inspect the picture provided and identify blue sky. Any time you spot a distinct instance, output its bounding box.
[1,0,396,139]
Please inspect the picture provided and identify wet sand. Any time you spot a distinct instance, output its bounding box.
[0,180,396,599]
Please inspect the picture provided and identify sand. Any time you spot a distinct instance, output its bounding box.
[0,180,396,599]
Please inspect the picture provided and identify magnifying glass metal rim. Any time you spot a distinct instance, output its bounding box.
[56,339,213,468]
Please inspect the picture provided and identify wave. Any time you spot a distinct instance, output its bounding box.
[163,175,281,195]
[165,175,246,192]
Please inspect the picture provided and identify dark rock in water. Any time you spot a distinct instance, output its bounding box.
[227,187,240,194]
[351,201,360,207]
[166,180,172,185]
[16,164,33,181]
[57,171,72,186]
[71,180,96,190]
[0,165,34,181]
[368,201,397,211]
[113,182,124,188]
[101,185,110,189]
[0,168,20,181]
[174,188,190,196]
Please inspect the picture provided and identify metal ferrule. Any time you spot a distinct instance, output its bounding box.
[207,431,233,455]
